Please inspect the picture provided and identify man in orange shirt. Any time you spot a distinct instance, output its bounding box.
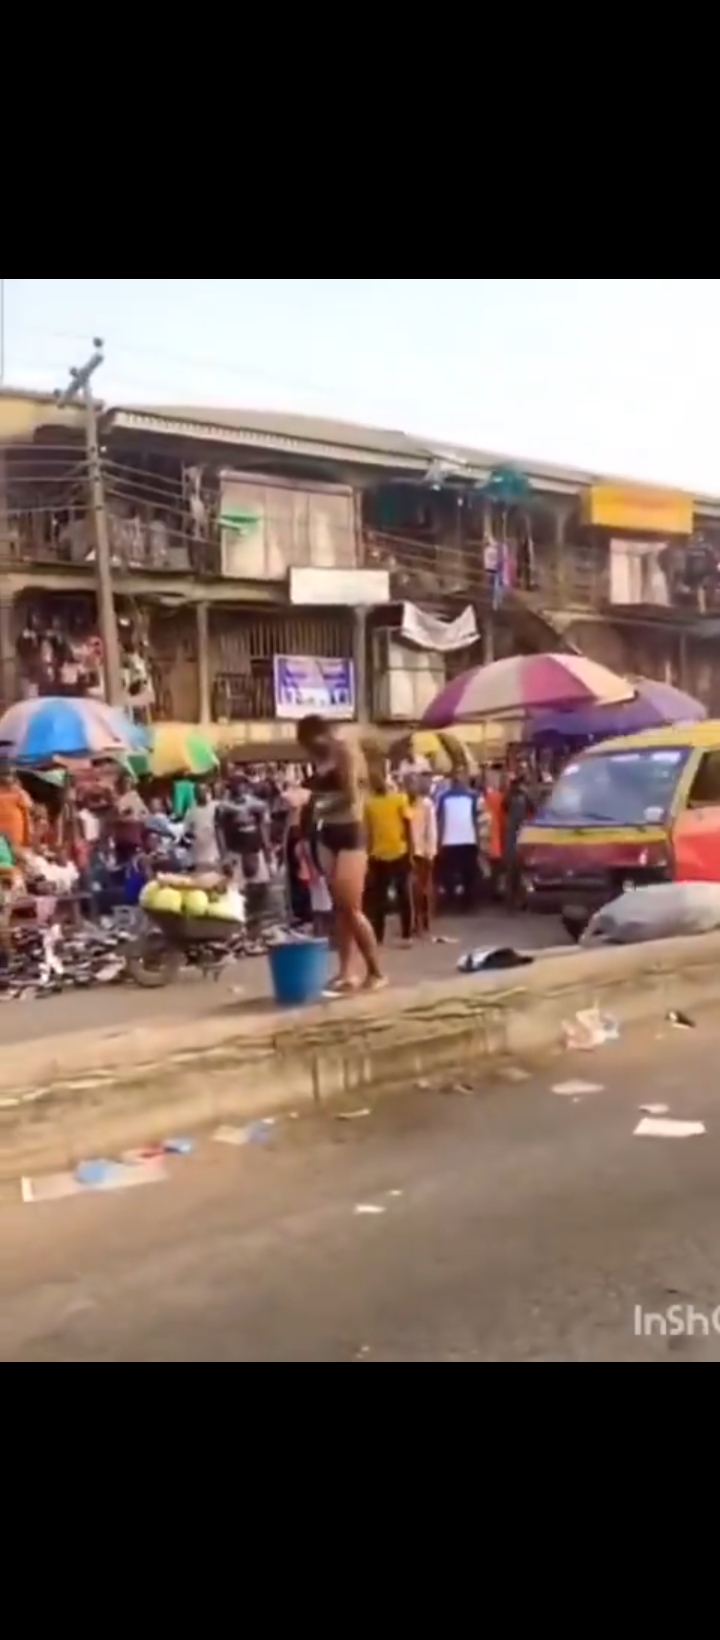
[483,767,506,900]
[0,758,32,854]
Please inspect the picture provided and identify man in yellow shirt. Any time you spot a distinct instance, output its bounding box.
[363,767,413,945]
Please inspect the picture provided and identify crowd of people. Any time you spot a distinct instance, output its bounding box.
[0,728,553,995]
[287,716,550,996]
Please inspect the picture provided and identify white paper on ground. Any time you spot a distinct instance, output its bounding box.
[552,1080,604,1097]
[354,1203,386,1216]
[634,1117,706,1139]
[213,1125,250,1147]
[639,1103,670,1116]
[21,1158,167,1204]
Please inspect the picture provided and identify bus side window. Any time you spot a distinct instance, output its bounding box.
[687,751,720,807]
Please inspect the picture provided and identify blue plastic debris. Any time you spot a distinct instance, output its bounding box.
[75,1159,120,1188]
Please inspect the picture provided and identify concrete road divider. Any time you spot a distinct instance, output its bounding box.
[2,933,720,1182]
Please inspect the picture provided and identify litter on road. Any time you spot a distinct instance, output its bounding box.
[667,1010,696,1030]
[552,1080,604,1097]
[354,1203,387,1217]
[633,1117,706,1139]
[335,1108,371,1122]
[639,1103,670,1117]
[562,1007,620,1050]
[213,1119,277,1148]
[22,1157,167,1204]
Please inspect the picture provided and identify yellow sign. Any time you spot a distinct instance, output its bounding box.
[583,483,693,536]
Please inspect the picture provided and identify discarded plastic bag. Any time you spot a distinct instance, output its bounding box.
[561,1007,620,1051]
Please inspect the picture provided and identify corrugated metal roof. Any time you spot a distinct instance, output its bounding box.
[106,404,585,491]
[105,402,720,510]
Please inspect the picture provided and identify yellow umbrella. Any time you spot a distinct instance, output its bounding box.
[388,729,476,771]
[461,720,519,754]
[131,724,219,779]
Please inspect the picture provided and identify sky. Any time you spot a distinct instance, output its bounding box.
[3,277,720,493]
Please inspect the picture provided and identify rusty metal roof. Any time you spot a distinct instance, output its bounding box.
[105,402,720,511]
[106,403,589,491]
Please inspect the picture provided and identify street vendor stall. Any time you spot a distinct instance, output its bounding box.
[0,697,147,998]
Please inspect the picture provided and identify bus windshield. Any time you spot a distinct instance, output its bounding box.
[536,746,691,828]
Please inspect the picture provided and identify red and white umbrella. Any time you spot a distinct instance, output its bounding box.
[422,653,634,728]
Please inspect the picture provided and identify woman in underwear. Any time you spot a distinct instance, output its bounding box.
[296,716,384,995]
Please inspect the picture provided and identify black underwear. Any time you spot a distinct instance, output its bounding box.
[321,821,363,854]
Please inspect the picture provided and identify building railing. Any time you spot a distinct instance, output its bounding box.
[6,514,720,622]
[0,522,212,576]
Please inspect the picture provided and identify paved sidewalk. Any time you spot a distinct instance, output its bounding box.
[0,910,567,1046]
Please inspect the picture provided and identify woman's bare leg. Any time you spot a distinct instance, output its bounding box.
[334,851,383,982]
[318,845,355,990]
[333,906,355,985]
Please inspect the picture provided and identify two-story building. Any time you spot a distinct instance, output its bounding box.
[3,389,720,748]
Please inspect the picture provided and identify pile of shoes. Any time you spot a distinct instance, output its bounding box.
[0,909,136,1001]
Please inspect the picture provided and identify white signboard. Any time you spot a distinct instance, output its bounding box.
[289,567,390,607]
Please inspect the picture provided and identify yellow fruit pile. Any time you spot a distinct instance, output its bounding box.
[139,876,242,921]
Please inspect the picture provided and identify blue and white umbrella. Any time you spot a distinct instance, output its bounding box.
[0,696,148,762]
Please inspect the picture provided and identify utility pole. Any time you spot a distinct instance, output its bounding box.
[55,340,123,705]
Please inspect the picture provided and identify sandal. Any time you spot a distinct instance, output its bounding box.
[321,977,358,999]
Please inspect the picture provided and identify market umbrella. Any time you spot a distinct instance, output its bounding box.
[422,653,634,728]
[0,697,148,762]
[523,677,706,745]
[388,729,475,771]
[129,724,219,779]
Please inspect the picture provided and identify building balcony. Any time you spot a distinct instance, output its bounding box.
[531,539,720,619]
[0,519,222,578]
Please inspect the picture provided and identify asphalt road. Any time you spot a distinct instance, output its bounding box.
[3,1011,720,1362]
[0,909,566,1044]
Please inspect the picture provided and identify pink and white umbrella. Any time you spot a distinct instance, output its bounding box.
[422,653,634,728]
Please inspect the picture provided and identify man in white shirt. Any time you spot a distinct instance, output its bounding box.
[184,787,222,869]
[436,767,481,911]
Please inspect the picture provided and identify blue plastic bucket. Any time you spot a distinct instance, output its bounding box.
[267,938,330,1007]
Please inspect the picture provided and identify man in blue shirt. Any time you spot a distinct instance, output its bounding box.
[436,768,482,911]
